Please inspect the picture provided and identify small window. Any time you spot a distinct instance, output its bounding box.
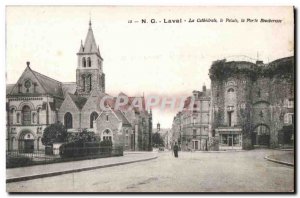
[106,115,109,121]
[87,57,91,67]
[227,88,234,93]
[17,113,20,123]
[259,110,264,118]
[82,57,86,67]
[18,84,22,93]
[227,106,234,111]
[284,113,294,124]
[257,89,261,98]
[240,103,246,109]
[193,129,197,139]
[32,113,36,123]
[288,99,294,108]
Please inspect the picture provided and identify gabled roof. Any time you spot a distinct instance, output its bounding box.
[8,65,64,98]
[31,69,64,98]
[68,93,88,110]
[6,84,14,95]
[62,82,77,97]
[114,110,132,126]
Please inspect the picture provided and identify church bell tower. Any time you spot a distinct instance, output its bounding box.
[76,20,105,95]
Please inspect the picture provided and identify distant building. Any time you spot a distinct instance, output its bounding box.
[209,56,294,150]
[172,85,211,151]
[171,112,182,148]
[155,122,172,150]
[6,21,152,152]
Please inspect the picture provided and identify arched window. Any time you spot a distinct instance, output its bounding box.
[227,88,234,93]
[37,108,41,124]
[22,105,31,125]
[284,113,294,124]
[82,75,86,92]
[17,113,20,123]
[257,89,261,98]
[10,108,15,124]
[32,113,36,123]
[82,57,86,67]
[64,112,73,129]
[37,137,41,150]
[11,137,15,150]
[87,75,92,91]
[125,130,129,146]
[255,125,270,136]
[90,112,99,128]
[87,57,91,67]
[103,129,112,141]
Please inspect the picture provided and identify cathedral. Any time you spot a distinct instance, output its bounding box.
[6,21,153,152]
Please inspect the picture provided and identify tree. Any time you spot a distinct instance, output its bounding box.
[66,129,97,144]
[278,125,294,145]
[41,122,68,146]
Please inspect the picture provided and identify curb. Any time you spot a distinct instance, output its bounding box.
[6,156,158,183]
[264,155,294,167]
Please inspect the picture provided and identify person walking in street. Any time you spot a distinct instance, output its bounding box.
[173,142,179,158]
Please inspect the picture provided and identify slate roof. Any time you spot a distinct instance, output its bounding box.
[69,93,88,110]
[114,110,132,126]
[62,82,77,97]
[31,69,64,98]
[6,84,14,95]
[78,21,102,59]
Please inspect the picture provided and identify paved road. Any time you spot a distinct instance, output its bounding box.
[7,149,294,192]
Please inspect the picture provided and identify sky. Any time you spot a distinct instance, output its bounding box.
[6,6,294,128]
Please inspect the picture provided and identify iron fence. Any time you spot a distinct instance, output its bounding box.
[6,146,123,168]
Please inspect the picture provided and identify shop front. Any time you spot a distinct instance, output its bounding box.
[216,127,242,150]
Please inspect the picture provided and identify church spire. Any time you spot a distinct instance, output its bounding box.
[77,19,102,60]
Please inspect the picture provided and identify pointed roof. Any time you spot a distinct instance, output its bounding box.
[6,84,14,95]
[61,82,77,97]
[30,68,64,97]
[114,110,132,126]
[68,93,88,110]
[8,63,64,98]
[78,21,102,59]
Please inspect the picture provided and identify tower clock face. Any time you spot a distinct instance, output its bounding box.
[24,80,32,88]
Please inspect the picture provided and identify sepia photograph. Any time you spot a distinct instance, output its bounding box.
[5,5,295,193]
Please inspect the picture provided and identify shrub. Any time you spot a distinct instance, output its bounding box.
[59,139,113,158]
[6,155,32,168]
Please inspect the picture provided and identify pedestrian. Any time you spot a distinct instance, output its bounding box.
[173,142,179,158]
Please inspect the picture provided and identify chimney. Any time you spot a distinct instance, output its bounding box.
[26,61,30,67]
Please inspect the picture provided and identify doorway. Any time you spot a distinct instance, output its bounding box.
[253,124,270,147]
[19,130,35,153]
[24,140,34,153]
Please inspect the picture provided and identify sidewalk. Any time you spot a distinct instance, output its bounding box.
[7,152,157,183]
[265,151,294,167]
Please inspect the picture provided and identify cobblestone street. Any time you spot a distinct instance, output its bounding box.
[7,149,294,192]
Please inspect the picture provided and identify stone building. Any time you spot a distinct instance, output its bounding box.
[171,112,182,148]
[6,21,152,152]
[171,85,211,151]
[209,56,294,150]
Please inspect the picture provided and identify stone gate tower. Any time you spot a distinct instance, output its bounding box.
[76,20,105,96]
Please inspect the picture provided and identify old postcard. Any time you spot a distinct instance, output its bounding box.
[5,6,294,193]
